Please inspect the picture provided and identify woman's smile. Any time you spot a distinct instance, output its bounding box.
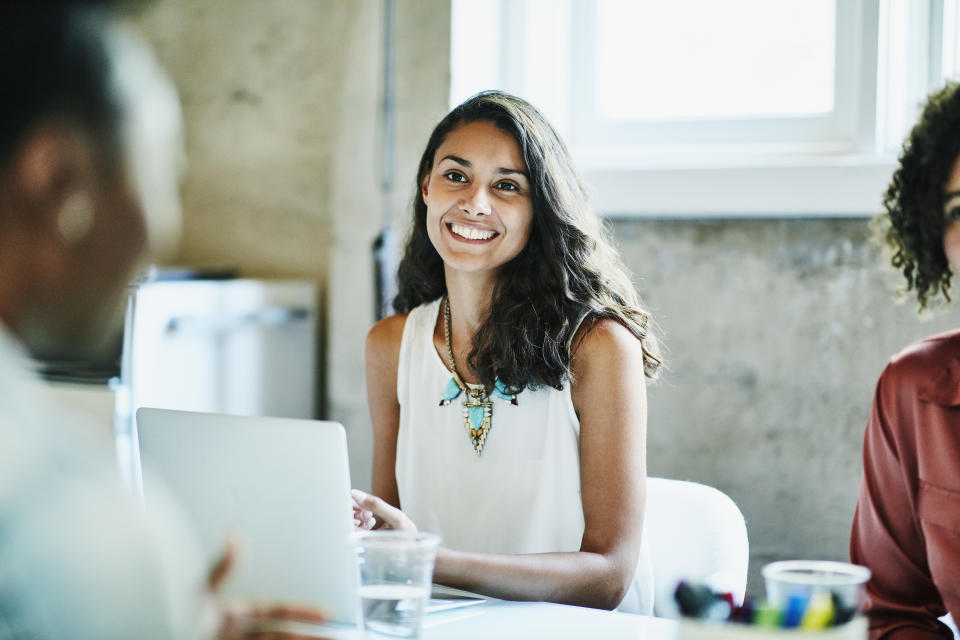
[446,221,500,242]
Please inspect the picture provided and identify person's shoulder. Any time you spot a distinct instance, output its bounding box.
[881,329,960,402]
[366,313,410,355]
[573,316,638,350]
[570,316,643,370]
[887,329,960,372]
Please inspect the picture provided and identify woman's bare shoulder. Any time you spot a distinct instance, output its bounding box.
[571,316,642,362]
[366,313,410,357]
[569,316,645,393]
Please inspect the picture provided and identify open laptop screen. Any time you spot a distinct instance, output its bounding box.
[136,408,359,625]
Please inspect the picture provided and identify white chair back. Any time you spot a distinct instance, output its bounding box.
[645,477,749,618]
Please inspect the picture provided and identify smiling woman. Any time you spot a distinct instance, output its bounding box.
[357,90,661,613]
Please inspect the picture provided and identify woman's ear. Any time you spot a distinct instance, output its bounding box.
[420,171,431,204]
[0,127,90,305]
[11,126,85,235]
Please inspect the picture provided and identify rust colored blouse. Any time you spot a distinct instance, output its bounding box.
[851,330,960,639]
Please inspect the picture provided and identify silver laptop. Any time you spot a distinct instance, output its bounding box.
[136,408,359,625]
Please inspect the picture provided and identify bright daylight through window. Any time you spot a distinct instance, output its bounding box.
[593,0,836,121]
[451,0,960,216]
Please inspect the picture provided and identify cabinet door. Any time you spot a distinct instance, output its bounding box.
[130,280,316,418]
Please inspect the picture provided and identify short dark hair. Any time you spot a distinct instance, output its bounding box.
[0,1,128,172]
[879,82,960,309]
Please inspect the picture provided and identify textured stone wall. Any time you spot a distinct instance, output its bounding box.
[136,0,450,489]
[614,218,955,594]
[138,1,347,277]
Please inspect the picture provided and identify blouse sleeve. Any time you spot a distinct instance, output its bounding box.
[850,369,953,639]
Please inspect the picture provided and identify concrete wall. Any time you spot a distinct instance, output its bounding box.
[136,0,957,602]
[615,217,955,593]
[136,0,450,489]
[139,1,344,277]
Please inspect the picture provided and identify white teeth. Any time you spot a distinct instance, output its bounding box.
[451,223,496,240]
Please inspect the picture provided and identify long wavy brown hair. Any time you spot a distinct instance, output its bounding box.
[877,81,960,309]
[393,91,661,391]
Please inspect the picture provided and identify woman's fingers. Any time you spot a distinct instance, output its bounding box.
[351,489,418,533]
[233,634,326,640]
[245,604,328,623]
[219,602,331,640]
[352,489,389,513]
[234,633,332,640]
[353,508,376,530]
[351,489,377,530]
[208,537,239,591]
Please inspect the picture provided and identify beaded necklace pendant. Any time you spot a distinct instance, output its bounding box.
[442,297,518,455]
[440,378,517,455]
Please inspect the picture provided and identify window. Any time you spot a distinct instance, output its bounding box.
[578,0,856,159]
[451,0,960,216]
[877,0,960,153]
[593,1,836,121]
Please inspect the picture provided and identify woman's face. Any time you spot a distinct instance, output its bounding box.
[421,120,533,278]
[943,153,960,273]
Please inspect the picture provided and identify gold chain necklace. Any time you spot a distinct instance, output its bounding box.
[439,297,516,456]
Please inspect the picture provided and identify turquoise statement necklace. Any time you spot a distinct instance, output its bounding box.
[438,297,517,456]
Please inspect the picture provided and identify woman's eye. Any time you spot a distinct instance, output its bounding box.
[443,171,467,183]
[496,181,519,192]
[948,205,960,220]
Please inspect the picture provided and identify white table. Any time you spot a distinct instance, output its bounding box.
[293,600,678,639]
[420,600,678,639]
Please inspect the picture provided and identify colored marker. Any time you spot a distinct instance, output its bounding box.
[752,601,781,628]
[781,592,809,628]
[800,591,835,629]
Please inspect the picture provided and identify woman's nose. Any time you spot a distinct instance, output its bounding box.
[460,184,491,216]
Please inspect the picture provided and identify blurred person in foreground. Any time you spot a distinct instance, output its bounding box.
[850,81,960,639]
[0,2,325,638]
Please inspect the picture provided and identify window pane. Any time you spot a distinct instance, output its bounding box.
[594,0,836,121]
[450,0,503,107]
[944,0,960,82]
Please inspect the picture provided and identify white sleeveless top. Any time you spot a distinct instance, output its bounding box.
[395,298,653,614]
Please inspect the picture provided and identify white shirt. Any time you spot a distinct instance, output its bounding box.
[0,325,211,639]
[395,298,654,614]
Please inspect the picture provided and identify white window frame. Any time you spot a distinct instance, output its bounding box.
[450,0,960,217]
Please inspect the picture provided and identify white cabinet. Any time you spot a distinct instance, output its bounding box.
[116,278,317,487]
[127,279,316,417]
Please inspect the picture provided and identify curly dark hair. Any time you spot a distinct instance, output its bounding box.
[879,81,960,309]
[393,91,661,392]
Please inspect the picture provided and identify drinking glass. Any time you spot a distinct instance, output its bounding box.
[355,531,440,638]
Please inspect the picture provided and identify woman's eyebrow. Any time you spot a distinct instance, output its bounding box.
[439,154,470,167]
[497,167,529,178]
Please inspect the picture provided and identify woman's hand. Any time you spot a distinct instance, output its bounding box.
[209,539,332,640]
[352,491,377,531]
[218,603,330,640]
[351,489,418,533]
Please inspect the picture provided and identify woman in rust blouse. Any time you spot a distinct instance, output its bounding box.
[850,81,960,639]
